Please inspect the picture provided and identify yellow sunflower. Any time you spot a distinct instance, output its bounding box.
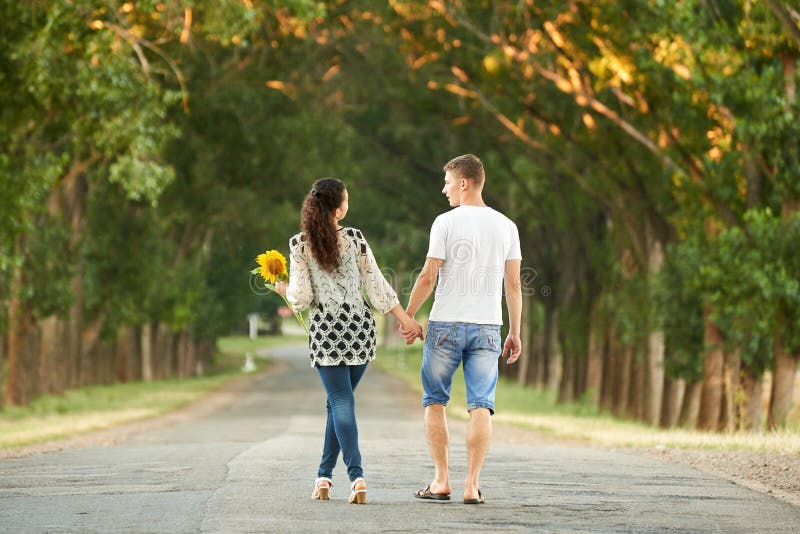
[256,250,288,284]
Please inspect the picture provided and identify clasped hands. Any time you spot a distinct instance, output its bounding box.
[399,311,424,345]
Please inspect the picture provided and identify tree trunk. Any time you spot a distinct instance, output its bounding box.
[600,319,617,413]
[768,329,798,430]
[5,309,37,406]
[557,309,578,403]
[50,317,72,392]
[52,172,89,390]
[533,311,546,387]
[82,335,96,386]
[739,364,763,432]
[517,294,532,385]
[115,326,136,383]
[80,313,108,386]
[141,323,153,382]
[645,227,666,426]
[780,53,796,109]
[167,329,178,379]
[175,332,183,377]
[526,301,546,387]
[557,341,575,404]
[65,300,81,389]
[166,325,178,378]
[186,332,197,377]
[176,330,187,378]
[627,351,646,420]
[81,312,106,377]
[719,350,741,432]
[545,306,562,393]
[766,170,800,429]
[38,316,63,395]
[5,237,39,406]
[614,344,633,417]
[94,341,115,385]
[541,304,554,388]
[578,353,588,400]
[5,237,24,406]
[585,295,604,406]
[646,328,665,425]
[679,380,702,429]
[26,321,41,402]
[698,307,724,431]
[0,329,5,409]
[574,332,588,400]
[660,377,685,428]
[152,323,174,380]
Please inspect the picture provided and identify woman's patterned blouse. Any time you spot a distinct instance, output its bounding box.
[286,227,399,366]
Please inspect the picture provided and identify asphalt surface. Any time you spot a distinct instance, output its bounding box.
[1,343,799,533]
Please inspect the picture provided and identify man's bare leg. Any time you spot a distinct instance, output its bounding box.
[424,404,451,495]
[464,407,491,500]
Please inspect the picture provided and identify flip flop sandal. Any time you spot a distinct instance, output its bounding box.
[463,489,485,505]
[414,485,451,501]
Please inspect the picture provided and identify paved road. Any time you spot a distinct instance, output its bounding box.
[1,343,798,533]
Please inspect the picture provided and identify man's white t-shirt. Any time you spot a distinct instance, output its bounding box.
[427,205,522,325]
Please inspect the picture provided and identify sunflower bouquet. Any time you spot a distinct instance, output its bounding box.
[250,250,308,333]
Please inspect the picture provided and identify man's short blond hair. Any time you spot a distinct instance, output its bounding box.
[443,154,485,187]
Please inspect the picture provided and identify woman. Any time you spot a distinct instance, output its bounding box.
[277,178,419,504]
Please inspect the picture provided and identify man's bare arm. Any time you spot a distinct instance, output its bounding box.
[503,259,522,363]
[406,257,443,318]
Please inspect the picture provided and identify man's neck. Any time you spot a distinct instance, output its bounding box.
[459,194,486,207]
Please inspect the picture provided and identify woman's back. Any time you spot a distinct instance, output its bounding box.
[287,226,398,367]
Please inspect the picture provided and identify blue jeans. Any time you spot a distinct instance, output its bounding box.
[316,363,368,482]
[422,321,502,414]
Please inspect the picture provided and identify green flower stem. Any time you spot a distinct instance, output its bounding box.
[281,294,309,334]
[250,269,308,335]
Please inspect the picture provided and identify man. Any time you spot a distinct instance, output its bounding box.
[402,153,522,505]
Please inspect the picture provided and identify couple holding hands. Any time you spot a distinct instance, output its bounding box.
[277,154,522,505]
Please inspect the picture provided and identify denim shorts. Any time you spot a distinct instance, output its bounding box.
[421,321,502,415]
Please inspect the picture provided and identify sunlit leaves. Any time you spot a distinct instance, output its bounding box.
[108,156,175,205]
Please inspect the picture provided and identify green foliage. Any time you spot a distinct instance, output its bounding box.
[22,219,75,319]
[83,179,163,331]
[658,240,705,381]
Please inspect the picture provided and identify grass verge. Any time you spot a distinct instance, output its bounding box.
[0,334,304,450]
[375,345,800,455]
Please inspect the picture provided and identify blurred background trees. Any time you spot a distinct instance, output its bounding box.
[1,0,798,432]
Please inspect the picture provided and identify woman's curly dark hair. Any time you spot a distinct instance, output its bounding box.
[301,178,346,272]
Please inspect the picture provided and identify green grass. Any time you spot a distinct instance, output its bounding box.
[0,334,303,449]
[375,345,800,454]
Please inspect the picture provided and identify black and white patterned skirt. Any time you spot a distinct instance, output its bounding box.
[308,301,377,366]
